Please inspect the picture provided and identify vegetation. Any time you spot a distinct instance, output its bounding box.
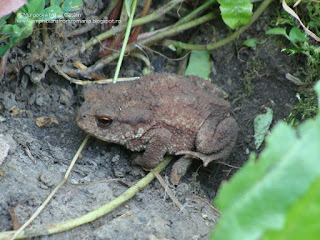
[0,0,83,56]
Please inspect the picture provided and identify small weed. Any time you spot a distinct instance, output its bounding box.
[285,89,318,127]
[267,2,320,85]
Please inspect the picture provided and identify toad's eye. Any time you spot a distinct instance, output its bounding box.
[97,116,113,127]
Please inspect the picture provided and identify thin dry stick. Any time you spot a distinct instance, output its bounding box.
[9,135,91,240]
[151,169,183,210]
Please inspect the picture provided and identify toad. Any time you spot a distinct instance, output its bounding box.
[76,73,238,184]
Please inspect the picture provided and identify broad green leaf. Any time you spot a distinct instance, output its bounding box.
[214,122,297,212]
[21,0,45,14]
[0,44,10,57]
[50,0,61,6]
[40,5,63,20]
[0,24,21,35]
[266,28,289,38]
[217,0,253,29]
[0,14,12,27]
[263,176,320,240]
[211,112,320,240]
[17,21,34,39]
[185,50,211,80]
[242,38,257,48]
[254,107,273,149]
[288,27,309,43]
[61,0,83,12]
[124,0,132,17]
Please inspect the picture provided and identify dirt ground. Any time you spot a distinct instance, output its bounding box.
[0,1,300,239]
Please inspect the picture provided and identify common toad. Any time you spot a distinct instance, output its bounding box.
[76,73,238,184]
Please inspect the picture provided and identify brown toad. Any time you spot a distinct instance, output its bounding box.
[76,73,238,183]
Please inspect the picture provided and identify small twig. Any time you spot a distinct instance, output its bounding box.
[70,178,125,186]
[23,144,36,164]
[216,161,240,169]
[192,195,220,214]
[130,52,152,70]
[33,64,49,83]
[174,0,216,27]
[73,61,105,80]
[138,44,191,61]
[53,65,140,85]
[151,169,183,210]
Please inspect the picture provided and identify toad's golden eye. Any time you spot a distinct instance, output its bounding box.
[97,116,113,127]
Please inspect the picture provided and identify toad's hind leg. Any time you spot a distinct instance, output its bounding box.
[176,116,238,167]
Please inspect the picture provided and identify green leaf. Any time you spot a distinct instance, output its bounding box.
[211,106,320,240]
[288,27,309,43]
[61,0,83,12]
[266,28,289,38]
[0,14,12,27]
[124,0,132,17]
[263,176,320,240]
[0,24,21,35]
[21,0,45,14]
[315,81,320,112]
[0,44,10,57]
[254,107,273,149]
[50,0,61,6]
[217,0,253,29]
[242,38,257,48]
[168,44,176,51]
[214,122,297,212]
[185,50,211,80]
[40,5,63,20]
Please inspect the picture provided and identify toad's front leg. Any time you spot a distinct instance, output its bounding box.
[132,128,172,169]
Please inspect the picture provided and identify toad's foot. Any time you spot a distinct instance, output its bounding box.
[175,151,227,167]
[170,156,192,185]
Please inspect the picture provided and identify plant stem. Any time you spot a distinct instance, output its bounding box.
[88,12,216,73]
[113,0,138,83]
[163,0,274,50]
[174,0,216,26]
